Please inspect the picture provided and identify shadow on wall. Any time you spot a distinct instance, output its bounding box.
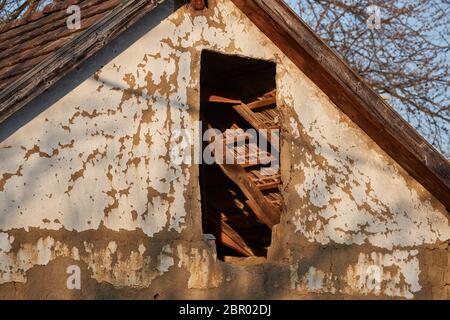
[0,0,185,230]
[0,0,181,143]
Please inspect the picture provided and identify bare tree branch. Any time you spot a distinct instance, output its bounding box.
[288,0,450,157]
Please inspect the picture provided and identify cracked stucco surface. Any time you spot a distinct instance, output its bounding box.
[290,250,421,299]
[0,0,449,299]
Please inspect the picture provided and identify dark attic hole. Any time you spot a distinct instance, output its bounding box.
[199,50,282,263]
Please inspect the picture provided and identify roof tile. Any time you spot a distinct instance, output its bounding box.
[0,0,122,91]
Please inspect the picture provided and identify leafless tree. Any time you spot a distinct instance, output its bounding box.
[0,0,56,25]
[288,0,449,157]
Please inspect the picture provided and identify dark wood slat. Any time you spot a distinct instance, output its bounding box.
[223,128,252,145]
[220,219,254,257]
[233,103,280,154]
[0,52,53,81]
[0,0,117,45]
[233,104,266,129]
[0,9,113,69]
[0,34,77,71]
[204,211,254,257]
[245,199,271,224]
[213,137,275,168]
[249,178,280,191]
[0,74,22,92]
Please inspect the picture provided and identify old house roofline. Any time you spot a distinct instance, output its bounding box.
[0,0,448,209]
[0,0,161,123]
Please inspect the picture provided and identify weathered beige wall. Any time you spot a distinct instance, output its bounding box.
[0,0,449,299]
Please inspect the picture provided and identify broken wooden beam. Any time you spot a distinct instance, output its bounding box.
[220,220,255,257]
[232,103,280,153]
[248,171,281,191]
[216,163,280,228]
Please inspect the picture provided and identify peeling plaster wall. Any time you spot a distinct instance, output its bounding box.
[0,0,449,299]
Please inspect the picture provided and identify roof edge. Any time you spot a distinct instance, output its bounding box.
[0,0,160,124]
[231,0,450,210]
[0,0,84,34]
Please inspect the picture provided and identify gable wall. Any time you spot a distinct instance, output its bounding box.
[0,0,448,299]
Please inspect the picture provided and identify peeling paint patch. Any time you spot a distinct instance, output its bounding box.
[282,67,450,249]
[0,231,223,290]
[290,250,421,299]
[176,244,222,289]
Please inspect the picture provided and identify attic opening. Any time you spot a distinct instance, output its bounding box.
[200,50,282,263]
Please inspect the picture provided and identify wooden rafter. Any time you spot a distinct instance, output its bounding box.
[204,209,254,257]
[247,97,276,110]
[233,103,280,153]
[248,170,281,191]
[216,162,280,228]
[208,95,242,104]
[204,90,283,230]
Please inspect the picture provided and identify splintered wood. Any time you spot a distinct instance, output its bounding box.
[202,89,282,258]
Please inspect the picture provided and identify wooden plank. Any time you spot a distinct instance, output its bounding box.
[235,143,274,164]
[265,190,283,208]
[0,0,122,60]
[246,199,275,223]
[204,211,254,257]
[0,33,78,72]
[0,0,104,44]
[0,0,160,124]
[231,0,450,210]
[247,97,276,110]
[208,123,276,167]
[233,103,280,154]
[208,95,242,104]
[0,7,120,73]
[223,128,251,145]
[220,220,254,257]
[214,139,275,167]
[250,179,280,191]
[216,163,280,228]
[233,104,266,129]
